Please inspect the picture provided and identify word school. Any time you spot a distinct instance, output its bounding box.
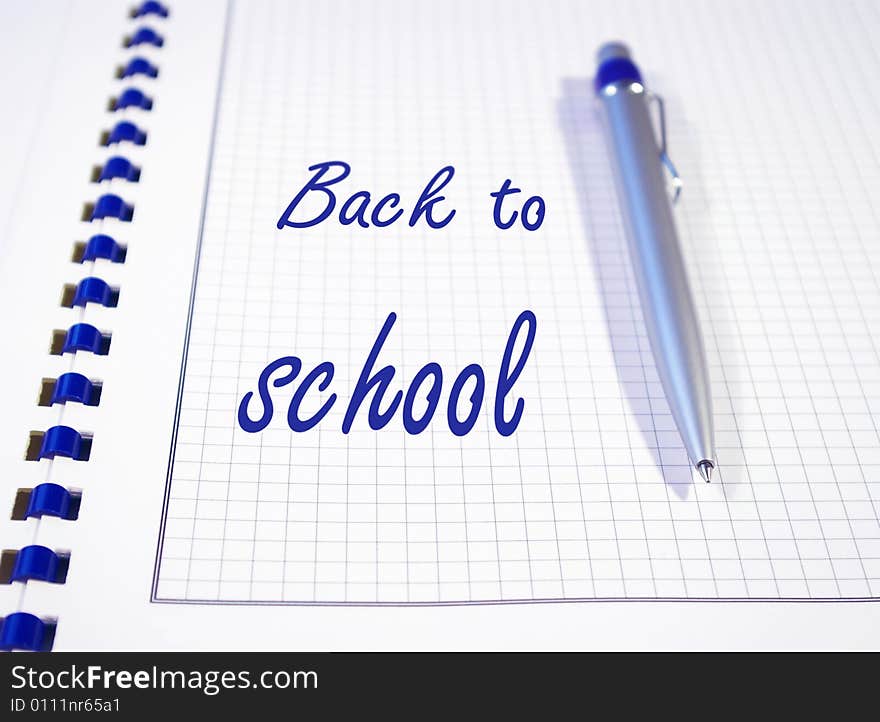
[238,310,537,437]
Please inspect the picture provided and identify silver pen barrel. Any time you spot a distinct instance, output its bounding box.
[595,42,716,481]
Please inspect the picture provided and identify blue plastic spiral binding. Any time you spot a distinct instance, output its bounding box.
[133,1,170,18]
[23,484,82,521]
[127,27,164,47]
[7,547,69,585]
[35,426,92,462]
[96,157,141,183]
[105,120,147,146]
[114,88,153,111]
[49,373,102,406]
[0,613,56,652]
[89,194,134,222]
[58,323,112,356]
[70,277,120,308]
[80,234,127,263]
[7,2,170,653]
[120,57,159,79]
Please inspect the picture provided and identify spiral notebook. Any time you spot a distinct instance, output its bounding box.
[1,0,879,651]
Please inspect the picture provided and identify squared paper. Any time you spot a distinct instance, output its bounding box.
[154,0,880,604]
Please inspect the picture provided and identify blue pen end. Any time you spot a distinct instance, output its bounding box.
[594,42,642,94]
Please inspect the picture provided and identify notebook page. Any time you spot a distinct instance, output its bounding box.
[0,0,229,636]
[140,0,880,605]
[0,1,71,263]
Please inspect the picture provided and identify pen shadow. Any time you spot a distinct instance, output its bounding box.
[557,77,740,499]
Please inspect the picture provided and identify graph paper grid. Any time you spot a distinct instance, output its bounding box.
[153,0,880,603]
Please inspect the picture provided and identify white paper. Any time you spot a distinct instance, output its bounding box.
[2,0,879,649]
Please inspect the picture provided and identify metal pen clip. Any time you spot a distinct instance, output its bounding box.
[648,92,682,203]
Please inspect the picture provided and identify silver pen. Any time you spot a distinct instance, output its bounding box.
[594,42,716,482]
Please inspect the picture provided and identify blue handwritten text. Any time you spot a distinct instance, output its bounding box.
[238,310,537,436]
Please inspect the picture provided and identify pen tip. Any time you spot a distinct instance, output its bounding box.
[696,460,715,483]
